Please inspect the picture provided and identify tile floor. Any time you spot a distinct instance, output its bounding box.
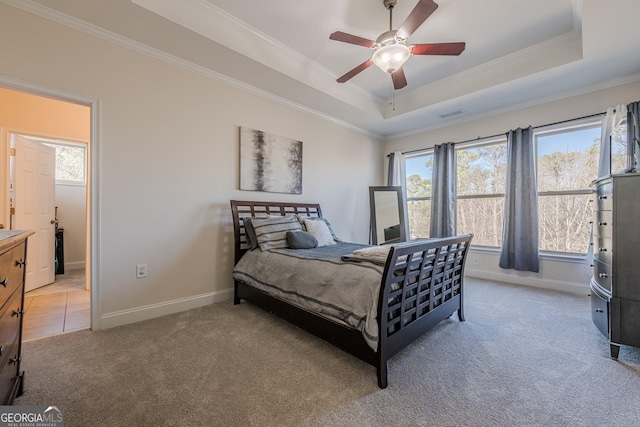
[22,269,90,341]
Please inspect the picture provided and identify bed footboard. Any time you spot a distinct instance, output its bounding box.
[230,200,473,389]
[376,234,473,388]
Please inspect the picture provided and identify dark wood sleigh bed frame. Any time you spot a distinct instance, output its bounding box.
[230,200,473,389]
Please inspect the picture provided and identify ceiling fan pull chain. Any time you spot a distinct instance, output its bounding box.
[390,80,396,111]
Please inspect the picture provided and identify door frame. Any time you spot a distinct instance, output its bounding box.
[0,74,101,330]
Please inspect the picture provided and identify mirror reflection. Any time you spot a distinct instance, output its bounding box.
[369,186,407,245]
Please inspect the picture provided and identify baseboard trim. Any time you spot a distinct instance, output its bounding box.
[99,288,234,330]
[466,268,590,296]
[64,261,85,271]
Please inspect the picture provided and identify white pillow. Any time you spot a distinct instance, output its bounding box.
[252,215,303,251]
[303,218,335,247]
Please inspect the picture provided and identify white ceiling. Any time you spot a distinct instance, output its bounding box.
[12,0,640,138]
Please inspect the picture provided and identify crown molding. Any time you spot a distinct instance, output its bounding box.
[0,0,383,139]
[388,72,640,140]
[131,0,382,114]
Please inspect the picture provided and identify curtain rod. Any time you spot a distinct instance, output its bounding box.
[397,111,606,156]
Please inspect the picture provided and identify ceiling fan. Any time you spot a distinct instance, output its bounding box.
[329,0,465,90]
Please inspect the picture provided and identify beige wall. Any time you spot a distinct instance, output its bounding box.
[55,183,87,269]
[385,80,640,294]
[0,4,382,327]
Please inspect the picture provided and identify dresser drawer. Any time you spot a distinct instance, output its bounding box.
[0,336,21,405]
[0,290,23,370]
[594,236,612,265]
[591,289,609,338]
[0,242,26,311]
[593,210,612,238]
[595,182,613,211]
[594,259,612,292]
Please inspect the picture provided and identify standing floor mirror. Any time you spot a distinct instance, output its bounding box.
[369,186,408,245]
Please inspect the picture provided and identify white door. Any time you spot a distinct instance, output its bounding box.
[13,135,56,291]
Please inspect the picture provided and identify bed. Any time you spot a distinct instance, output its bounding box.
[230,200,473,388]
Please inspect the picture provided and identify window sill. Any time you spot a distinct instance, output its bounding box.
[469,246,587,264]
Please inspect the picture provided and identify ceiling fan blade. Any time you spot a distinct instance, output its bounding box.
[329,31,376,48]
[391,68,407,90]
[397,0,439,40]
[411,42,466,55]
[336,59,374,83]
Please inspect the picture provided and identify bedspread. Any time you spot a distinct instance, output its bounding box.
[232,242,384,351]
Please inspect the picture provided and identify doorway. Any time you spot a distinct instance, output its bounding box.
[0,86,93,340]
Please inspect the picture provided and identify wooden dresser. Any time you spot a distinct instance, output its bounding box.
[0,230,33,404]
[590,173,640,358]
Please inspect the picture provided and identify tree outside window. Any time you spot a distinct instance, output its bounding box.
[405,153,433,239]
[43,142,86,185]
[536,124,601,254]
[404,118,603,256]
[456,141,507,247]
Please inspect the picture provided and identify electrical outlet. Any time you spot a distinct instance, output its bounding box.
[136,264,148,279]
[473,257,479,266]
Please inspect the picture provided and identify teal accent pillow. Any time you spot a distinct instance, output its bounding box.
[286,230,318,249]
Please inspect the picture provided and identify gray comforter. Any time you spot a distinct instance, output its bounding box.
[232,242,385,351]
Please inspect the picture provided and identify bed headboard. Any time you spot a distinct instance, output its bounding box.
[230,200,323,264]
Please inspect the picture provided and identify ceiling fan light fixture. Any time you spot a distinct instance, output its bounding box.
[372,41,411,74]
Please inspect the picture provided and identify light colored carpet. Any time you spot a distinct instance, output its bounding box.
[16,278,640,426]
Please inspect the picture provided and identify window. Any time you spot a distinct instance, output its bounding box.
[405,152,433,239]
[42,140,87,185]
[403,118,603,256]
[455,139,507,247]
[610,122,628,173]
[535,122,601,254]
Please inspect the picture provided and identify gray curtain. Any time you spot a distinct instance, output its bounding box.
[499,127,539,272]
[430,143,456,238]
[387,151,405,186]
[598,104,627,178]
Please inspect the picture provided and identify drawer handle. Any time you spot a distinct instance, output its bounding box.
[595,308,604,313]
[15,259,26,267]
[599,273,609,279]
[0,346,3,356]
[8,355,21,365]
[0,278,7,288]
[599,248,607,252]
[599,196,608,200]
[12,308,24,317]
[598,222,607,226]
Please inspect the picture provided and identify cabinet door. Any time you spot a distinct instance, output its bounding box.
[0,243,26,311]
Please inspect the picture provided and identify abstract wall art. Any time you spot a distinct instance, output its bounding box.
[240,126,303,194]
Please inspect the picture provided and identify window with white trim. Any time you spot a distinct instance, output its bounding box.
[405,151,433,239]
[455,138,507,247]
[403,118,603,256]
[535,121,601,254]
[42,140,87,185]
